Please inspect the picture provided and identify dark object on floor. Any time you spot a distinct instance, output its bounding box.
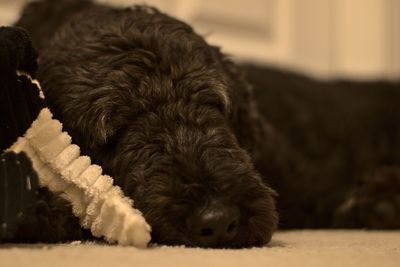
[0,26,43,151]
[0,26,87,243]
[0,151,38,241]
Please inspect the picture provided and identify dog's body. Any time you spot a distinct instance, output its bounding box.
[245,66,400,229]
[13,0,400,247]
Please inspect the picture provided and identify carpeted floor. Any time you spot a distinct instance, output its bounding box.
[1,230,399,267]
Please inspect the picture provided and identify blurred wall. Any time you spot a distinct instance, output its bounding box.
[0,0,26,26]
[1,0,399,80]
[99,0,400,80]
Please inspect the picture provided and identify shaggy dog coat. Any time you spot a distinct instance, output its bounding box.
[10,0,400,247]
[14,0,278,248]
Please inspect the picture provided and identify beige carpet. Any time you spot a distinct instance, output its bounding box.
[1,230,399,267]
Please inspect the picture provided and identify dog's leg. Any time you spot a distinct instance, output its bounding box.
[334,166,400,229]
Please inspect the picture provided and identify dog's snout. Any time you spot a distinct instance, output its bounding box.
[186,202,240,248]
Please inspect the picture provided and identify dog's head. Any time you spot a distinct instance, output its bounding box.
[98,8,279,248]
[37,4,278,248]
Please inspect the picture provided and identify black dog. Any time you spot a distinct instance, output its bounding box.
[11,0,400,247]
[13,0,278,248]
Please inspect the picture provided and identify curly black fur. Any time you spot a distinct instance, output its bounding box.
[15,0,278,248]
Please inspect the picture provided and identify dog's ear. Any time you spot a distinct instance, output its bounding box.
[36,78,138,150]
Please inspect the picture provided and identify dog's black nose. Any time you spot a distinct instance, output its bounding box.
[186,202,240,247]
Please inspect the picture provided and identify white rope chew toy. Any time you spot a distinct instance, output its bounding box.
[9,108,151,247]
